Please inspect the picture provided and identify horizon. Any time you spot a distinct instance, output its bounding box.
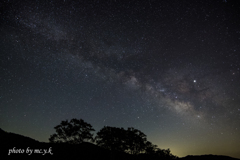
[1,0,240,159]
[1,124,240,159]
[1,127,239,159]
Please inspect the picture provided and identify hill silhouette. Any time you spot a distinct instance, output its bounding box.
[0,128,239,160]
[179,155,240,160]
[0,128,39,145]
[0,128,135,160]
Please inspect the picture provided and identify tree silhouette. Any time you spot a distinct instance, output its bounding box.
[95,126,148,154]
[49,118,95,144]
[48,119,178,159]
[154,148,178,159]
[95,126,127,152]
[124,127,147,154]
[145,141,158,154]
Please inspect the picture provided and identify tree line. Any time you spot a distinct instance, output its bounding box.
[49,118,177,159]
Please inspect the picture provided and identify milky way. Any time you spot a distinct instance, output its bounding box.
[1,0,240,158]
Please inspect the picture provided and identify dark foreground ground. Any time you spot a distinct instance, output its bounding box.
[0,128,239,160]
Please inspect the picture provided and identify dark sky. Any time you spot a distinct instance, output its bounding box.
[1,0,240,158]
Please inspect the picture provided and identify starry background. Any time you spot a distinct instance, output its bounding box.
[0,0,240,158]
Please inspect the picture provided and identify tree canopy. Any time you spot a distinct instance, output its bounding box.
[49,118,95,144]
[49,119,178,159]
[95,126,177,159]
[95,126,127,152]
[95,126,148,154]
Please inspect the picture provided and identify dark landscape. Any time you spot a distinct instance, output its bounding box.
[1,128,239,160]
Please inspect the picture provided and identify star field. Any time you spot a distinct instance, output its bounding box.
[0,0,240,158]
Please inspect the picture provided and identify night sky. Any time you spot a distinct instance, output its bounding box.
[1,0,240,158]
